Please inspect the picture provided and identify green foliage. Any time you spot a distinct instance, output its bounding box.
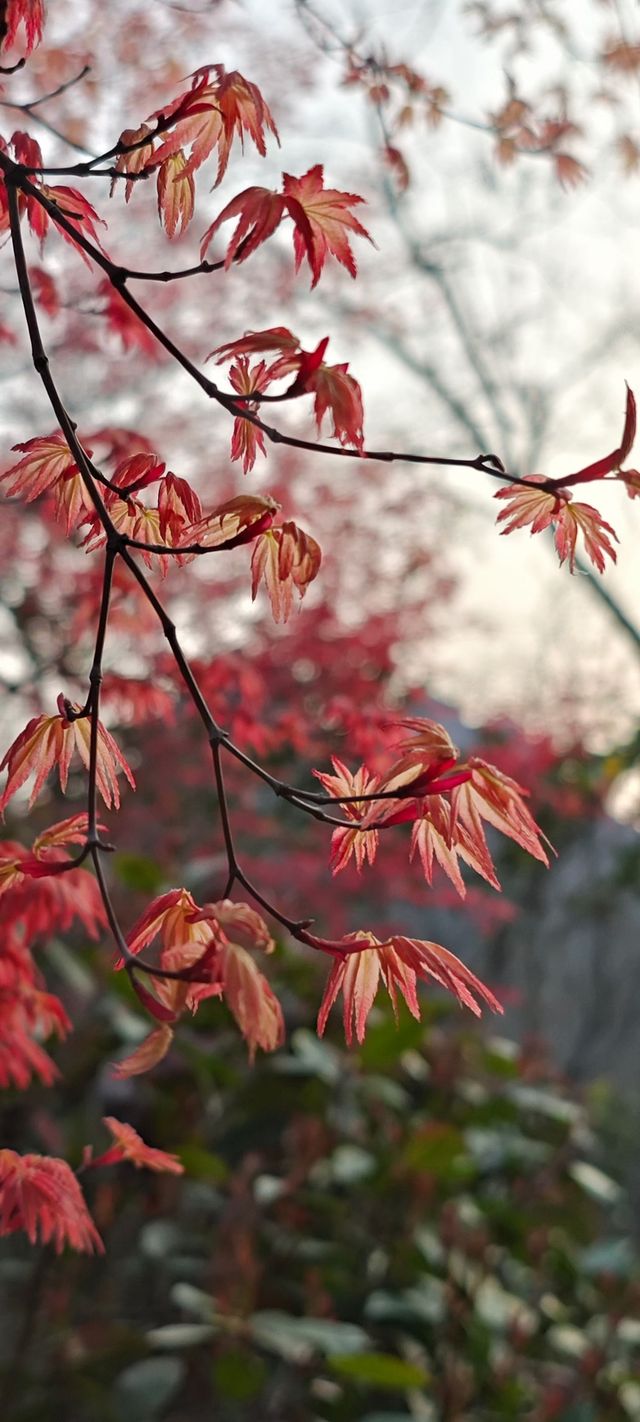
[0,964,638,1420]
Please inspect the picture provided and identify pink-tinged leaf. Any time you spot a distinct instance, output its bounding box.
[61,699,136,808]
[205,66,280,183]
[111,1024,174,1079]
[1,431,77,502]
[95,1118,184,1175]
[130,974,179,1024]
[282,164,374,287]
[228,357,270,473]
[157,151,195,238]
[371,717,459,799]
[495,477,619,575]
[111,452,166,494]
[0,1150,103,1254]
[390,935,502,1016]
[494,478,561,535]
[39,185,108,264]
[307,361,364,449]
[31,812,95,854]
[409,797,467,897]
[219,940,284,1062]
[182,66,280,184]
[318,940,383,1044]
[195,898,274,953]
[553,500,618,573]
[384,143,410,191]
[209,326,300,366]
[251,521,321,622]
[313,759,379,874]
[53,468,95,534]
[0,696,135,814]
[29,266,60,317]
[453,757,550,867]
[12,133,48,242]
[125,887,206,960]
[621,469,640,500]
[110,124,156,202]
[554,153,588,189]
[1,0,45,57]
[190,493,279,550]
[150,67,279,187]
[158,472,202,541]
[200,185,286,266]
[315,928,500,1044]
[84,498,180,575]
[0,712,65,812]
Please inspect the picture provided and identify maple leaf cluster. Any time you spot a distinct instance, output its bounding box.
[211,326,365,459]
[108,65,373,289]
[0,814,101,1092]
[0,1119,182,1255]
[0,433,321,616]
[494,386,637,572]
[313,716,549,895]
[119,892,285,1068]
[0,0,44,59]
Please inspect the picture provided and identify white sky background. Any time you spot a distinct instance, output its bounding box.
[276,0,640,749]
[2,0,640,760]
[222,0,640,750]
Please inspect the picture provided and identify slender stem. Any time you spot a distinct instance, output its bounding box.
[12,64,92,111]
[211,741,238,887]
[85,547,115,838]
[118,548,227,741]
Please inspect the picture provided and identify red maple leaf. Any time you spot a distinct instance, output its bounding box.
[228,357,270,472]
[0,693,135,813]
[313,758,380,873]
[1,0,45,56]
[156,152,195,238]
[38,185,108,264]
[1,431,78,501]
[199,185,286,267]
[111,1024,174,1080]
[313,929,501,1044]
[251,521,322,622]
[306,359,365,448]
[209,326,301,367]
[495,480,618,572]
[184,66,280,184]
[86,1118,184,1175]
[282,164,374,287]
[200,165,372,287]
[553,500,618,573]
[0,1150,103,1253]
[212,328,365,449]
[147,66,279,188]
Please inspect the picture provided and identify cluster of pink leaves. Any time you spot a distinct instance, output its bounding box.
[494,386,638,572]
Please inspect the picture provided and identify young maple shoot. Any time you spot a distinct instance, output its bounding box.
[0,0,636,1254]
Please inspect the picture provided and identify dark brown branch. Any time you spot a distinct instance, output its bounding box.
[10,64,92,111]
